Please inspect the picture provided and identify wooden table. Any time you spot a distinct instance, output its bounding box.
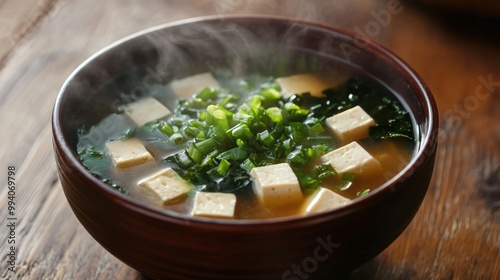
[1,0,499,279]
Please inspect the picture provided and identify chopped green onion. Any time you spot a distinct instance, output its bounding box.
[230,124,253,140]
[258,88,281,100]
[312,164,337,180]
[257,130,274,148]
[217,147,248,161]
[357,189,370,197]
[169,132,185,144]
[159,122,174,136]
[341,173,355,182]
[310,123,325,135]
[217,158,231,176]
[195,138,217,155]
[195,87,217,101]
[336,173,355,191]
[241,158,256,172]
[171,151,194,169]
[266,107,283,122]
[233,112,254,124]
[187,143,203,163]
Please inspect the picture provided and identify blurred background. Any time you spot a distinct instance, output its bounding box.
[0,0,499,279]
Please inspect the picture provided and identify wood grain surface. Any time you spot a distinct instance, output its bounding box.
[1,0,499,279]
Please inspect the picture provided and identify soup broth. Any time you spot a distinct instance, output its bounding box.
[77,72,415,219]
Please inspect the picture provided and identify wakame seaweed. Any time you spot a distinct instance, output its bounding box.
[291,76,415,141]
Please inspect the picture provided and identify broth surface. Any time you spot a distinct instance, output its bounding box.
[77,72,415,219]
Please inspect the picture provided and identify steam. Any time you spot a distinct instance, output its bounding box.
[140,1,336,84]
[74,0,374,144]
[213,0,320,22]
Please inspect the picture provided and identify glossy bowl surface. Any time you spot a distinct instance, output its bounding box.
[52,15,438,280]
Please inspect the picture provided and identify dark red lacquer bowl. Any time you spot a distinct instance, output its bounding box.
[52,16,438,280]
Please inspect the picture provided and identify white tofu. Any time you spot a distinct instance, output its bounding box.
[170,72,220,100]
[105,138,154,168]
[123,97,171,126]
[276,73,332,98]
[325,106,375,143]
[303,187,351,214]
[320,141,382,175]
[191,192,237,218]
[138,168,193,205]
[250,163,303,207]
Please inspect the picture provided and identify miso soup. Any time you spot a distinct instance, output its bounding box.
[77,72,415,219]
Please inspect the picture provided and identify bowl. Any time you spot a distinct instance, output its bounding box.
[52,15,438,279]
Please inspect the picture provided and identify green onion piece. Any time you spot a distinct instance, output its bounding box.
[219,95,234,107]
[282,138,294,150]
[217,147,248,161]
[357,189,370,197]
[266,107,283,122]
[284,102,309,121]
[159,122,174,136]
[172,151,194,169]
[238,103,252,114]
[310,123,325,135]
[230,123,253,140]
[341,173,355,182]
[216,104,234,118]
[188,120,205,128]
[257,130,274,148]
[195,87,217,101]
[290,122,309,143]
[336,180,352,191]
[250,95,262,108]
[287,149,307,165]
[205,105,218,126]
[199,111,207,121]
[170,116,187,126]
[187,98,206,109]
[337,173,355,190]
[200,150,219,167]
[217,158,231,176]
[312,164,337,180]
[258,88,281,100]
[187,143,203,163]
[170,132,185,144]
[183,126,200,138]
[298,175,321,193]
[236,138,252,150]
[195,131,206,141]
[241,158,256,172]
[212,109,229,131]
[233,112,253,124]
[195,138,217,155]
[272,121,286,136]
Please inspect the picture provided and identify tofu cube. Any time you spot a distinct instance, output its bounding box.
[138,168,193,205]
[105,138,154,168]
[325,106,375,143]
[276,73,332,98]
[303,187,351,214]
[123,97,171,126]
[320,141,382,175]
[250,163,303,207]
[170,72,220,100]
[191,192,237,218]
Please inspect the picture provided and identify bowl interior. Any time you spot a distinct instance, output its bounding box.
[55,16,436,222]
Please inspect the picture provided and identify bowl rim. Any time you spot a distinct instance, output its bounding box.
[52,14,438,228]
